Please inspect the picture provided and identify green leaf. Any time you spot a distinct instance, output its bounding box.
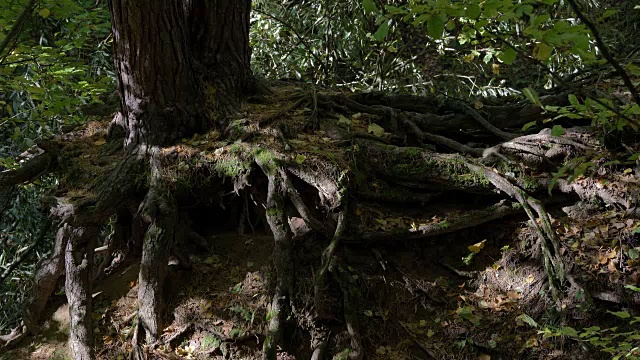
[466,4,481,19]
[427,13,448,39]
[39,8,51,18]
[533,43,552,61]
[522,88,542,107]
[550,125,565,137]
[368,123,385,137]
[625,284,640,292]
[516,314,539,328]
[362,0,378,13]
[515,4,533,17]
[295,154,306,165]
[338,115,352,125]
[363,310,373,316]
[522,121,537,131]
[568,94,580,107]
[627,248,639,260]
[498,47,517,64]
[609,311,631,319]
[560,326,579,338]
[374,20,390,41]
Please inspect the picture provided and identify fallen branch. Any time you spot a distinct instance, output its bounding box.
[0,152,52,188]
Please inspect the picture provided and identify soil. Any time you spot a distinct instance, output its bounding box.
[4,205,633,360]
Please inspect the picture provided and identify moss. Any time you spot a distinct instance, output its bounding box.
[403,146,423,157]
[211,144,254,178]
[254,147,278,174]
[266,207,282,217]
[214,155,251,178]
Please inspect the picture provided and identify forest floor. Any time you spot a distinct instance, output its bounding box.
[1,81,640,360]
[2,208,639,360]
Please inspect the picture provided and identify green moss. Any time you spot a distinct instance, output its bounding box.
[403,146,423,157]
[266,207,282,217]
[212,144,253,178]
[254,147,278,174]
[214,156,251,178]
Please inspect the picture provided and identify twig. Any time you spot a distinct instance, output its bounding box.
[399,321,438,359]
[449,101,518,141]
[566,0,640,106]
[0,218,51,283]
[402,118,483,156]
[439,262,478,279]
[259,94,306,127]
[0,0,38,64]
[488,30,640,128]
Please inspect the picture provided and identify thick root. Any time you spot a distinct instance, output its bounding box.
[333,266,363,360]
[256,157,294,360]
[13,221,69,341]
[64,224,97,360]
[136,148,178,344]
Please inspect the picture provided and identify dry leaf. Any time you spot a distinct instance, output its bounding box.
[468,239,487,253]
[507,291,523,300]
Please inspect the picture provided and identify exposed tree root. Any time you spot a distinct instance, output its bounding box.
[135,147,179,349]
[467,163,579,301]
[3,81,639,359]
[64,224,97,360]
[256,155,295,360]
[4,218,69,346]
[333,264,363,360]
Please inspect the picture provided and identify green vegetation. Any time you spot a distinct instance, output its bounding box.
[1,0,640,359]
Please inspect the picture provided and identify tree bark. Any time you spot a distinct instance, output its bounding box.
[110,0,203,146]
[109,0,252,147]
[188,0,253,97]
[22,224,68,332]
[64,224,97,360]
[137,214,176,343]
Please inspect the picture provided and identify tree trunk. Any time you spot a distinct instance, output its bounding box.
[109,0,252,147]
[188,0,253,97]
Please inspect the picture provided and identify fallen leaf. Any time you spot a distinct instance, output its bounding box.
[507,291,523,300]
[468,239,486,253]
[368,123,385,137]
[295,154,306,165]
[338,115,351,125]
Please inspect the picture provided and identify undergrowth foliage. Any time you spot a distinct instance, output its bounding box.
[0,0,112,334]
[0,0,640,359]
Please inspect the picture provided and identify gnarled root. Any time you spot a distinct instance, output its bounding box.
[468,163,581,301]
[134,148,179,352]
[64,224,98,360]
[333,265,363,360]
[2,220,69,348]
[256,156,294,360]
